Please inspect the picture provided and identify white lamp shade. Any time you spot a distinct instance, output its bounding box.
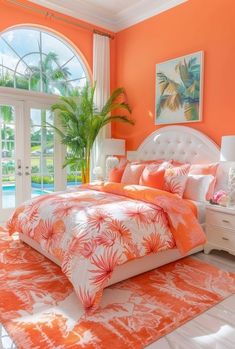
[103,138,126,156]
[220,136,235,161]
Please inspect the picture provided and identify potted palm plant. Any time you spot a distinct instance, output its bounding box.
[50,83,134,183]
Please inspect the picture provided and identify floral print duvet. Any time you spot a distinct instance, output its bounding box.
[8,182,206,312]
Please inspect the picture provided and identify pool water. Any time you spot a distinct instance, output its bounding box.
[2,183,79,209]
[2,186,52,209]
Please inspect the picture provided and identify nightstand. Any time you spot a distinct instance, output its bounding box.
[204,204,235,256]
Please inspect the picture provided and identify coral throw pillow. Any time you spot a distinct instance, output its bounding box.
[121,163,145,184]
[189,163,219,176]
[164,164,190,197]
[139,163,166,189]
[109,166,126,183]
[133,159,165,165]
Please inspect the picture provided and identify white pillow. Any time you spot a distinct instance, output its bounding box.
[183,175,215,202]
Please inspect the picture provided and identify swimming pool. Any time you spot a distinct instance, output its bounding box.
[1,183,79,209]
[2,185,52,209]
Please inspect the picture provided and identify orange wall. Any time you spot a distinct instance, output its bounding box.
[112,0,235,150]
[0,0,116,89]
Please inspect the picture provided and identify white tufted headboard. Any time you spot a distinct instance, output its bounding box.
[127,126,220,164]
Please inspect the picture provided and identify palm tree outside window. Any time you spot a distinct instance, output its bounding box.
[0,26,90,187]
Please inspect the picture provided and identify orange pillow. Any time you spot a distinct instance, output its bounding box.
[109,166,126,182]
[139,162,168,189]
[189,163,219,176]
[121,163,145,184]
[132,159,165,165]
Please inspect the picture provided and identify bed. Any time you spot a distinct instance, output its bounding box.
[10,125,221,311]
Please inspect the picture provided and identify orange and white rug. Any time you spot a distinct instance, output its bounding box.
[0,232,235,349]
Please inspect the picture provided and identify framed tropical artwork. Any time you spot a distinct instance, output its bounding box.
[155,51,203,125]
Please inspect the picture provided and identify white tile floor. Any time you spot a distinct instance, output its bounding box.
[1,250,235,349]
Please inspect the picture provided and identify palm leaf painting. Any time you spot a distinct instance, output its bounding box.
[156,52,203,124]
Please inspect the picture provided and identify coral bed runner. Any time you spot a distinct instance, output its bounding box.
[0,232,235,349]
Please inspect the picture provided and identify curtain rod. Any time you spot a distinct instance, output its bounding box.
[5,0,114,39]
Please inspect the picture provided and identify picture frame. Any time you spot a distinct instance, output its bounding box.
[155,51,204,125]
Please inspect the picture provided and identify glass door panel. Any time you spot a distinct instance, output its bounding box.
[30,108,55,198]
[0,105,16,209]
[0,98,65,221]
[0,101,24,221]
[67,164,82,188]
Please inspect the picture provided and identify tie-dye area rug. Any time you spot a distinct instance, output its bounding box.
[0,232,235,349]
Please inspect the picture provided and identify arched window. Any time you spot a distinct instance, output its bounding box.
[0,27,89,95]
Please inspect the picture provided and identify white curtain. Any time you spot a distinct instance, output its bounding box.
[91,33,110,179]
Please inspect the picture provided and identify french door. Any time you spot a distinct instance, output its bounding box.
[0,99,24,221]
[0,98,65,221]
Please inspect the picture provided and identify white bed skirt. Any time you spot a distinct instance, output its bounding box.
[19,233,203,287]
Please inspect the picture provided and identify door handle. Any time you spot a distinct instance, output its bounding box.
[17,159,22,170]
[25,166,31,176]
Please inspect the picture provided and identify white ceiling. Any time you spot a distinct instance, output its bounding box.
[28,0,187,32]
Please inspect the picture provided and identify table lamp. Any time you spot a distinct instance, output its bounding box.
[103,138,125,178]
[220,135,235,206]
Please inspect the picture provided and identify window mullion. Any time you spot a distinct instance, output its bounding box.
[39,32,43,93]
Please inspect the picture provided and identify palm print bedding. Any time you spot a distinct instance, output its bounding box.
[8,182,206,312]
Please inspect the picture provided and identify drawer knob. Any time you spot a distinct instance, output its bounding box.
[222,237,229,241]
[222,219,230,223]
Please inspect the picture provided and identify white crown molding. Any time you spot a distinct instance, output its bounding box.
[115,0,188,32]
[28,0,118,31]
[28,0,188,32]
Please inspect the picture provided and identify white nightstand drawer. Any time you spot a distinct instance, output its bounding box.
[206,226,235,250]
[206,209,235,230]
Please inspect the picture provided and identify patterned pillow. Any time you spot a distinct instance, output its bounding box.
[163,164,190,197]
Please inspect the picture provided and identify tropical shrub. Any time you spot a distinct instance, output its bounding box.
[50,83,134,183]
[67,174,82,182]
[31,175,54,184]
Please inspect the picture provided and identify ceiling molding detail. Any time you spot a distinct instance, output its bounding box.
[28,0,188,32]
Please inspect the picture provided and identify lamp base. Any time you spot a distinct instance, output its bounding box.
[106,156,119,179]
[227,167,235,207]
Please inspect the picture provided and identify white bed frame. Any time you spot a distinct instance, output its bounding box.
[20,125,221,287]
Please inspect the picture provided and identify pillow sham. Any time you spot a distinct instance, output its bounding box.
[170,160,185,167]
[110,159,167,184]
[163,164,190,197]
[139,162,169,189]
[121,163,145,184]
[131,159,165,166]
[109,166,126,183]
[189,163,219,176]
[183,174,215,202]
